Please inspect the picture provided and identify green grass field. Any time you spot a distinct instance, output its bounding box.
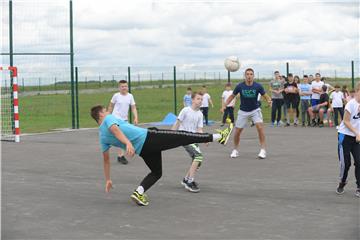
[19,83,273,133]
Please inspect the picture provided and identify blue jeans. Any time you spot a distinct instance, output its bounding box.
[300,99,310,124]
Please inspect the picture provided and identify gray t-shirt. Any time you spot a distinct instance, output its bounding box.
[269,80,284,99]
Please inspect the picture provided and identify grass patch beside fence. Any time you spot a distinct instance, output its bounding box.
[19,83,274,132]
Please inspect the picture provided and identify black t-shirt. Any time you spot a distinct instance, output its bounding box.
[319,93,329,107]
[284,82,298,100]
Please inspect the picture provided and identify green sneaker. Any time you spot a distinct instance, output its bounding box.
[130,191,149,206]
[218,123,234,145]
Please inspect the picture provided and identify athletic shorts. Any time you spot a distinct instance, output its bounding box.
[183,143,203,166]
[312,105,327,113]
[285,98,298,109]
[235,108,263,129]
[311,99,320,107]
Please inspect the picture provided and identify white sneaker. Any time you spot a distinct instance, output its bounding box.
[355,189,360,198]
[258,149,266,159]
[230,149,239,158]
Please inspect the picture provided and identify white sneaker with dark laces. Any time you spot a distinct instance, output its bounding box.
[258,149,266,159]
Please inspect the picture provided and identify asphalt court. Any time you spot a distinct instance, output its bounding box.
[2,125,360,239]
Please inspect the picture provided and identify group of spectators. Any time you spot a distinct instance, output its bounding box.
[269,71,354,128]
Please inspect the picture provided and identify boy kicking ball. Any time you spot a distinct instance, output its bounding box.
[90,105,233,206]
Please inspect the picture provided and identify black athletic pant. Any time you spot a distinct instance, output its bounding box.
[200,107,209,125]
[338,133,360,188]
[139,128,213,192]
[271,99,284,123]
[295,97,300,119]
[222,106,234,124]
[333,107,344,126]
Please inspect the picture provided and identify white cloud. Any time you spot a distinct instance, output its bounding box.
[1,0,359,78]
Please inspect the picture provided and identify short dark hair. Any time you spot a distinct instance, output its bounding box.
[274,71,279,74]
[187,87,192,91]
[315,73,321,77]
[303,75,308,78]
[322,85,327,92]
[202,85,207,88]
[225,83,232,87]
[245,68,254,73]
[119,80,127,84]
[191,91,203,99]
[288,73,293,77]
[334,84,340,88]
[90,105,105,123]
[309,74,314,77]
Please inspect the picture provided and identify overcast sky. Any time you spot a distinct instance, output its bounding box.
[1,0,359,78]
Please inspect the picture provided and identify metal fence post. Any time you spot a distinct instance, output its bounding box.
[70,0,75,129]
[173,66,177,115]
[351,60,355,89]
[286,62,289,77]
[75,67,79,129]
[128,66,132,123]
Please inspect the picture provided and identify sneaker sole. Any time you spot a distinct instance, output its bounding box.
[223,134,231,145]
[336,190,345,195]
[184,185,200,193]
[258,155,266,159]
[224,125,234,145]
[130,194,149,206]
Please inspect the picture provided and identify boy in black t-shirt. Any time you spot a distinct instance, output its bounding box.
[284,73,299,126]
[308,85,329,127]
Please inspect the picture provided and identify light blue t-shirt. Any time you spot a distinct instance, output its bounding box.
[183,94,192,107]
[99,114,148,154]
[299,83,312,100]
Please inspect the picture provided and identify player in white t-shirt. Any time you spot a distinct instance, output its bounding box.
[221,83,236,126]
[200,85,214,126]
[327,85,344,127]
[336,82,360,197]
[172,92,208,193]
[108,80,138,164]
[311,73,324,106]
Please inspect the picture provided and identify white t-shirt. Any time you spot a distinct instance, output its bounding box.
[201,93,211,108]
[338,99,360,137]
[222,90,236,107]
[330,91,344,108]
[324,83,332,94]
[177,107,203,133]
[311,81,324,100]
[110,92,135,120]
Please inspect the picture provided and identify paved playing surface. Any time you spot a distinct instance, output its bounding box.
[2,125,360,239]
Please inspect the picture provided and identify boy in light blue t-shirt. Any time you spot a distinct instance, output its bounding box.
[298,75,312,127]
[90,105,232,206]
[183,87,192,107]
